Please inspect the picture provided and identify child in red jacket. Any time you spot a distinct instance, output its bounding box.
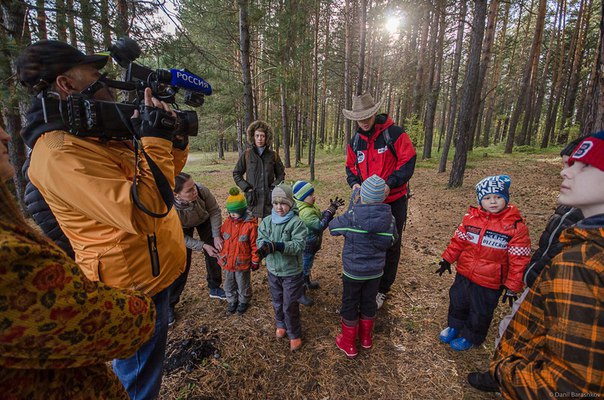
[435,175,531,351]
[217,188,260,315]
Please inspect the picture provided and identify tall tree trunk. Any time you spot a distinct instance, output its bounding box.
[438,1,466,173]
[343,0,352,153]
[505,0,547,152]
[471,0,499,149]
[355,0,367,95]
[0,0,27,210]
[238,0,254,131]
[100,0,111,49]
[422,5,445,160]
[66,0,77,46]
[449,0,487,188]
[482,0,511,148]
[582,0,604,133]
[558,0,592,144]
[309,0,320,181]
[35,0,47,40]
[280,82,290,167]
[80,0,95,53]
[411,6,430,117]
[542,0,568,148]
[55,0,67,41]
[114,0,129,37]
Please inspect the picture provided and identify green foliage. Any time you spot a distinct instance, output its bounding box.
[404,115,424,148]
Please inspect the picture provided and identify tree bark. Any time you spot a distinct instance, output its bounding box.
[449,0,487,188]
[238,0,254,131]
[438,0,466,173]
[582,0,604,134]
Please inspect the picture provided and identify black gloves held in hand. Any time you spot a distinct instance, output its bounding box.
[250,261,260,271]
[435,259,452,276]
[133,106,178,141]
[255,241,285,259]
[500,287,518,307]
[172,134,189,150]
[326,196,345,215]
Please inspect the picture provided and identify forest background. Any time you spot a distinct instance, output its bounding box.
[1,0,604,209]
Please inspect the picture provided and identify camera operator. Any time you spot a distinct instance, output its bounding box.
[17,40,188,400]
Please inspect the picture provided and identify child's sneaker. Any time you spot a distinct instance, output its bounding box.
[376,292,387,309]
[438,327,459,344]
[237,302,249,315]
[298,294,314,306]
[275,328,286,338]
[227,302,238,314]
[209,287,227,300]
[450,337,474,351]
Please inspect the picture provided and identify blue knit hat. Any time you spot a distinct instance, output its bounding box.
[360,175,386,204]
[475,175,511,205]
[292,180,315,201]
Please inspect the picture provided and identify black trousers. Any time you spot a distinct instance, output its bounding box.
[169,219,222,307]
[378,195,407,294]
[447,273,502,345]
[340,275,381,321]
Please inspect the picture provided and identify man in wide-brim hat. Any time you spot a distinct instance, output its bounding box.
[342,92,417,311]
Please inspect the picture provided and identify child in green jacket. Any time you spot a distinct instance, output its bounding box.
[292,180,344,306]
[256,182,308,351]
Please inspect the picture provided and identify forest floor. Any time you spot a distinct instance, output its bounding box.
[160,146,563,400]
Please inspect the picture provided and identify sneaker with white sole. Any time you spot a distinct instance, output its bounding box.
[376,292,387,309]
[209,287,227,300]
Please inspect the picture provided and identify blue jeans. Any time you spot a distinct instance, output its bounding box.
[113,287,169,400]
[302,251,316,277]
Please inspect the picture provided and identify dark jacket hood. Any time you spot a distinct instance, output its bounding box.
[357,113,394,139]
[351,203,393,233]
[21,97,69,148]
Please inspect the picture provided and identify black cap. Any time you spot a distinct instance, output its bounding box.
[16,40,108,93]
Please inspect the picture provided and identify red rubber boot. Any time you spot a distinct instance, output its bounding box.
[359,318,375,349]
[335,319,358,358]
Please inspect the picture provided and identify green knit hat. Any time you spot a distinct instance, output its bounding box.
[226,187,247,214]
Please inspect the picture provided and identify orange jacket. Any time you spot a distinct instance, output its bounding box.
[217,213,259,271]
[442,205,531,292]
[28,131,187,296]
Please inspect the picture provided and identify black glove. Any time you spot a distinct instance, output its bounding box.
[245,188,257,207]
[500,287,518,307]
[255,241,284,259]
[134,105,177,141]
[435,259,452,276]
[250,261,260,271]
[326,196,345,215]
[172,134,189,150]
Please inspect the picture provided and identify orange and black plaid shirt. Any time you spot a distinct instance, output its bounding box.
[490,222,604,399]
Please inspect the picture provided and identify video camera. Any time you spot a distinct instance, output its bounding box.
[64,37,211,140]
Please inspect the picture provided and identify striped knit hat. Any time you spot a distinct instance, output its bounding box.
[226,187,247,214]
[292,180,315,201]
[475,175,511,205]
[360,175,386,204]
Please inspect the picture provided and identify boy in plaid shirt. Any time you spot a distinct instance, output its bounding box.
[490,132,604,398]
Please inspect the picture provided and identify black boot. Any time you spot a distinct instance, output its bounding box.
[304,274,320,290]
[298,283,314,306]
[467,371,500,393]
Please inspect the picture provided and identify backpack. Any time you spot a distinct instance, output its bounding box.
[350,127,413,201]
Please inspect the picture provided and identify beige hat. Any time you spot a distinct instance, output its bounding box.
[342,93,383,121]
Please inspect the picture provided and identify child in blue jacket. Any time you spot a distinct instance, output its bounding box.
[329,175,397,358]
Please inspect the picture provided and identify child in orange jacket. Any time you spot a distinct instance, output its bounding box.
[435,175,531,351]
[217,188,260,315]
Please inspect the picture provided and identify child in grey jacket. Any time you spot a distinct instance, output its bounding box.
[329,175,397,358]
[256,182,308,351]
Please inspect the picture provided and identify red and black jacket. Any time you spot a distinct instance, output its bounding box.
[442,205,531,292]
[345,114,416,203]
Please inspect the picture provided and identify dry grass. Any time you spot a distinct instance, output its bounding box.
[160,149,562,400]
